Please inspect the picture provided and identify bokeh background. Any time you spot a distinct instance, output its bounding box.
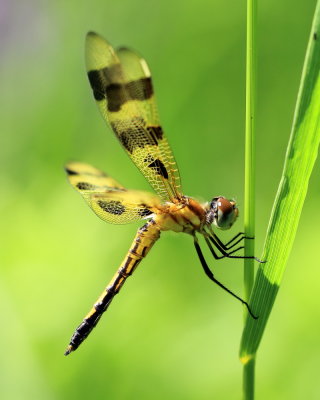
[1,0,319,399]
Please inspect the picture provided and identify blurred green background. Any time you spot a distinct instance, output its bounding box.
[1,0,319,399]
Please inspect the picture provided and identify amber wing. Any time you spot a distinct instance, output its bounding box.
[65,161,161,224]
[85,32,182,202]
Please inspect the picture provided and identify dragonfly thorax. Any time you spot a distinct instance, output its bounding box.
[206,196,238,230]
[153,196,206,234]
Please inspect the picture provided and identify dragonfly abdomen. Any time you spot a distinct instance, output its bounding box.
[64,220,160,355]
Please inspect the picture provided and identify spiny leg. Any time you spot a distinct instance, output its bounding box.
[204,235,244,260]
[212,231,245,250]
[193,236,258,319]
[207,228,254,250]
[216,233,251,250]
[224,232,246,247]
[208,234,265,263]
[64,220,160,356]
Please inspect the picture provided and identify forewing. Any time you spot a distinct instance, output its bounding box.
[85,32,182,202]
[116,47,182,198]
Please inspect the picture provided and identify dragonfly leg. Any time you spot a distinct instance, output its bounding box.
[208,234,265,263]
[222,233,254,249]
[208,229,254,250]
[204,235,244,260]
[193,235,258,319]
[64,220,160,356]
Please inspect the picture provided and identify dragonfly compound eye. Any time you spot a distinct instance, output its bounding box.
[209,196,238,230]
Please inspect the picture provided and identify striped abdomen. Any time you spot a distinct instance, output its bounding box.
[64,220,160,355]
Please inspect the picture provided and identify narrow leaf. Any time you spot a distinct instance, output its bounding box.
[240,1,320,362]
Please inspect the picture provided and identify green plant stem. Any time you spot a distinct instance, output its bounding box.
[243,357,255,400]
[243,0,257,398]
[244,0,257,302]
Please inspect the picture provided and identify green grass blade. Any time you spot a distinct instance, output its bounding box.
[240,0,320,362]
[244,0,257,303]
[243,0,257,397]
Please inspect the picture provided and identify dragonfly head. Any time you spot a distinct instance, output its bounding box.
[207,196,238,230]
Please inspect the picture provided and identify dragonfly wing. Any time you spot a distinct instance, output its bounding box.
[85,32,182,202]
[65,161,160,224]
[65,161,125,192]
[116,47,181,199]
[89,190,160,224]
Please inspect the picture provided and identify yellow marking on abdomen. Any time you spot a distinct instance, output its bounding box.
[64,220,160,355]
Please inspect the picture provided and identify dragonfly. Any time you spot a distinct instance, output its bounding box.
[64,31,261,356]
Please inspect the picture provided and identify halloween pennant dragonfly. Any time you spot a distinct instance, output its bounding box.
[64,32,261,356]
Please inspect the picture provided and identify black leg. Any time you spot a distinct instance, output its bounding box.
[208,235,265,264]
[210,231,254,251]
[225,232,246,247]
[204,236,244,260]
[193,236,258,319]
